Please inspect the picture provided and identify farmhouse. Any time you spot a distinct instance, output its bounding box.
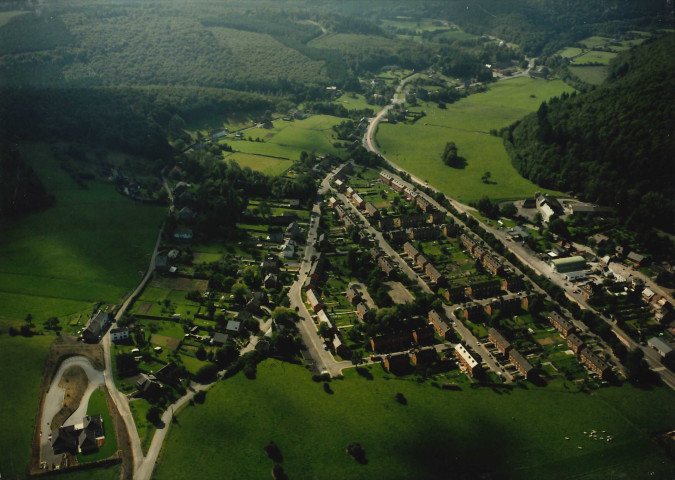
[488,328,512,355]
[82,310,111,344]
[411,347,437,365]
[136,373,162,398]
[566,333,586,354]
[509,349,534,379]
[579,347,611,378]
[454,344,480,377]
[110,327,130,343]
[549,312,575,337]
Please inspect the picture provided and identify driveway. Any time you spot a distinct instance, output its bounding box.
[40,356,105,467]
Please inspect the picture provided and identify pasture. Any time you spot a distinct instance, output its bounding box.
[571,50,617,66]
[155,359,675,480]
[224,152,292,176]
[0,335,54,478]
[336,92,373,111]
[0,143,165,328]
[376,77,572,203]
[569,66,609,85]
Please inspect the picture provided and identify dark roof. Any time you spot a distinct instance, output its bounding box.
[509,349,534,373]
[488,328,511,350]
[567,333,585,349]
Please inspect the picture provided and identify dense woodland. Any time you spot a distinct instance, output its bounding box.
[504,35,675,232]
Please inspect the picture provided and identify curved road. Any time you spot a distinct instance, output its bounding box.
[40,356,105,467]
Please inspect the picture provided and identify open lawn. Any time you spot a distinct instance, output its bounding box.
[335,92,373,112]
[224,152,293,176]
[0,335,55,478]
[0,10,27,27]
[377,77,572,203]
[0,143,165,328]
[129,398,156,455]
[77,388,118,463]
[155,359,675,480]
[568,66,609,85]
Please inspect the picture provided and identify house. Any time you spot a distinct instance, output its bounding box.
[82,310,111,344]
[425,263,445,284]
[364,202,379,218]
[110,327,130,343]
[333,336,350,358]
[136,373,162,398]
[579,347,611,378]
[647,337,674,358]
[155,255,169,273]
[304,276,315,291]
[173,227,193,241]
[379,171,393,185]
[592,233,609,246]
[309,256,326,281]
[536,195,563,223]
[509,349,534,379]
[461,234,477,253]
[370,333,409,353]
[226,320,242,333]
[472,245,488,261]
[580,282,598,300]
[466,280,501,299]
[428,309,451,339]
[508,226,532,241]
[549,312,575,337]
[428,211,445,224]
[334,179,345,191]
[329,197,338,209]
[502,276,525,293]
[488,328,512,355]
[280,238,295,259]
[403,242,420,261]
[285,221,302,238]
[409,226,440,241]
[343,214,356,228]
[396,215,426,228]
[391,179,405,192]
[404,187,418,201]
[416,254,429,269]
[211,332,230,346]
[482,255,504,276]
[52,415,105,455]
[335,204,347,219]
[444,286,465,303]
[411,347,437,365]
[384,353,410,372]
[378,256,395,277]
[352,193,365,209]
[261,255,282,275]
[264,273,278,289]
[388,230,408,244]
[566,333,585,354]
[356,302,369,321]
[346,186,355,198]
[346,285,362,305]
[454,344,480,377]
[370,247,382,261]
[178,206,196,223]
[307,289,324,313]
[378,217,395,230]
[462,303,484,322]
[416,196,432,213]
[627,251,647,266]
[267,232,284,244]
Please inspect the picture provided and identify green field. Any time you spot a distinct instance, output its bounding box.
[568,65,609,85]
[155,359,675,480]
[77,389,118,463]
[579,36,612,49]
[557,47,584,58]
[0,10,27,27]
[377,77,572,203]
[571,50,617,66]
[336,92,373,111]
[224,152,293,176]
[0,143,165,328]
[0,335,54,478]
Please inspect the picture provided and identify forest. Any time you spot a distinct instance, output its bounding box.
[504,34,675,232]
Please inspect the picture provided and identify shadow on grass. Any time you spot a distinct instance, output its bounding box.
[323,382,334,394]
[356,367,373,380]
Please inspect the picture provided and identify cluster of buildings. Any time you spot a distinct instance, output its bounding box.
[51,415,105,456]
[488,328,535,380]
[403,242,445,284]
[460,234,505,276]
[548,312,611,378]
[383,347,438,373]
[369,325,435,353]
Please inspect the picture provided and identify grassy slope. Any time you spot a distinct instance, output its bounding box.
[377,77,573,203]
[0,334,54,478]
[155,360,675,480]
[0,143,165,327]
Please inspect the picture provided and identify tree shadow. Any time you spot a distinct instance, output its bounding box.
[356,367,373,380]
[323,382,334,394]
[446,156,468,169]
[264,441,283,462]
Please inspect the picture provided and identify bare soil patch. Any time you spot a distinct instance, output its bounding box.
[152,276,208,292]
[385,281,414,304]
[150,334,180,350]
[137,302,154,314]
[536,337,556,346]
[51,366,89,429]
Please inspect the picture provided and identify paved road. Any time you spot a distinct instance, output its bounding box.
[39,356,105,467]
